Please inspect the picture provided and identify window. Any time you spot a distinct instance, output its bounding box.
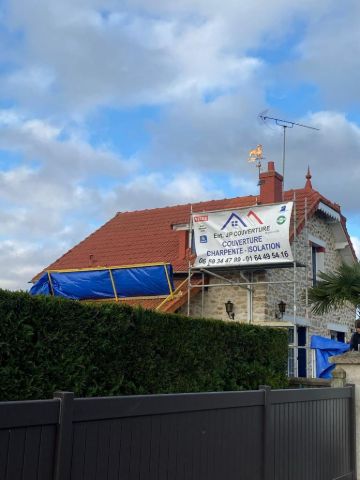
[297,326,307,378]
[330,330,345,342]
[287,326,308,377]
[311,244,325,286]
[288,327,295,377]
[337,332,345,343]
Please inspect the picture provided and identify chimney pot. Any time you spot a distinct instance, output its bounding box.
[259,161,283,203]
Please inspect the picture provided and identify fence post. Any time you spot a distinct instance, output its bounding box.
[349,384,357,480]
[53,391,74,480]
[329,353,360,478]
[259,385,273,480]
[330,366,346,388]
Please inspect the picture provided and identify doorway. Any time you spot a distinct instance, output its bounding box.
[297,326,307,377]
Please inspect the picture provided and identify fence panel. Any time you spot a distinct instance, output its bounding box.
[0,387,355,480]
[70,391,264,480]
[0,399,59,480]
[270,388,354,480]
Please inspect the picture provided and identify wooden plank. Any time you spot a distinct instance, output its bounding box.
[157,414,171,480]
[0,400,59,428]
[83,422,99,480]
[95,420,111,479]
[173,411,191,480]
[271,387,352,404]
[138,416,152,480]
[148,415,161,480]
[165,413,178,480]
[6,428,26,480]
[127,417,143,480]
[73,391,264,421]
[38,425,57,480]
[119,418,131,479]
[106,419,122,480]
[0,429,10,479]
[22,426,42,480]
[70,423,87,479]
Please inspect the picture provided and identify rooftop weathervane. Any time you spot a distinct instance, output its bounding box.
[248,144,264,181]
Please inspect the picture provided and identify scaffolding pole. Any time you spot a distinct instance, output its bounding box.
[189,280,299,288]
[200,268,250,290]
[184,198,316,379]
[250,271,254,323]
[186,202,302,328]
[293,192,298,377]
[201,271,205,317]
[240,271,253,324]
[187,205,193,317]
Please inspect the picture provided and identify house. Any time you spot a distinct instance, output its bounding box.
[32,161,357,377]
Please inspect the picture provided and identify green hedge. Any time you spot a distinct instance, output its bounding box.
[0,289,288,400]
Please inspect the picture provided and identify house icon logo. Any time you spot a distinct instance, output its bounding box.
[221,210,264,230]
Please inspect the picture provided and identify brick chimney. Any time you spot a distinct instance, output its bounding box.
[259,161,283,204]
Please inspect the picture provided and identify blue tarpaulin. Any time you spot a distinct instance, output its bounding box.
[310,335,350,378]
[30,264,174,300]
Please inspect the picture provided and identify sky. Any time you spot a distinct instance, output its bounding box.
[1,0,360,290]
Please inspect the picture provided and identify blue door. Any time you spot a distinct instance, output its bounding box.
[297,326,307,377]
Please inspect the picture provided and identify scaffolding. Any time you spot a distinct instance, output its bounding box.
[185,193,312,377]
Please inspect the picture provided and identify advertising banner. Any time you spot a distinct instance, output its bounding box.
[193,202,294,268]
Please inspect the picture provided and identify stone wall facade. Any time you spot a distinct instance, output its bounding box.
[266,214,354,335]
[178,212,355,376]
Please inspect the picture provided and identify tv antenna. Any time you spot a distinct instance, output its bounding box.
[258,111,320,189]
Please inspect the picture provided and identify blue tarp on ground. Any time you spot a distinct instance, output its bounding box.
[30,264,174,300]
[310,335,350,378]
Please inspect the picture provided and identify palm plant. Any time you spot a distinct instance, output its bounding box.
[308,262,360,316]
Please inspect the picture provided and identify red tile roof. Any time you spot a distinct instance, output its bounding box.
[34,182,356,281]
[37,195,257,278]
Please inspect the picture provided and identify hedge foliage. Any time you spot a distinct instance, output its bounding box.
[0,289,288,400]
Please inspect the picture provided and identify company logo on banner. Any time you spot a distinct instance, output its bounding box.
[193,202,294,268]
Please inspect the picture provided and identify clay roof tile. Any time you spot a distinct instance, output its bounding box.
[34,188,356,281]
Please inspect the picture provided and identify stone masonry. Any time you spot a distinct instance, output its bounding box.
[178,210,355,375]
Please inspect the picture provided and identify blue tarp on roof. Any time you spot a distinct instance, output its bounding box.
[310,335,349,378]
[30,264,174,300]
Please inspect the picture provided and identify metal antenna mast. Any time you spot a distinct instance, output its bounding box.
[258,112,319,189]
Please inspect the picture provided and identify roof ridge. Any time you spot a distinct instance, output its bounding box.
[32,183,356,282]
[117,194,258,215]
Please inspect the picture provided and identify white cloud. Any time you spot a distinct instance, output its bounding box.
[2,0,326,115]
[270,111,360,212]
[144,89,267,173]
[104,171,225,215]
[0,0,360,291]
[0,107,227,289]
[0,239,66,290]
[295,0,360,107]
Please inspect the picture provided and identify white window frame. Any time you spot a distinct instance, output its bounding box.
[309,235,327,285]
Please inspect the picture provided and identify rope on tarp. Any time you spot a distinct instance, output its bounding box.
[47,271,54,296]
[108,269,118,302]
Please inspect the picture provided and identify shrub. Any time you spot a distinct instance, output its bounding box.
[0,289,288,400]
